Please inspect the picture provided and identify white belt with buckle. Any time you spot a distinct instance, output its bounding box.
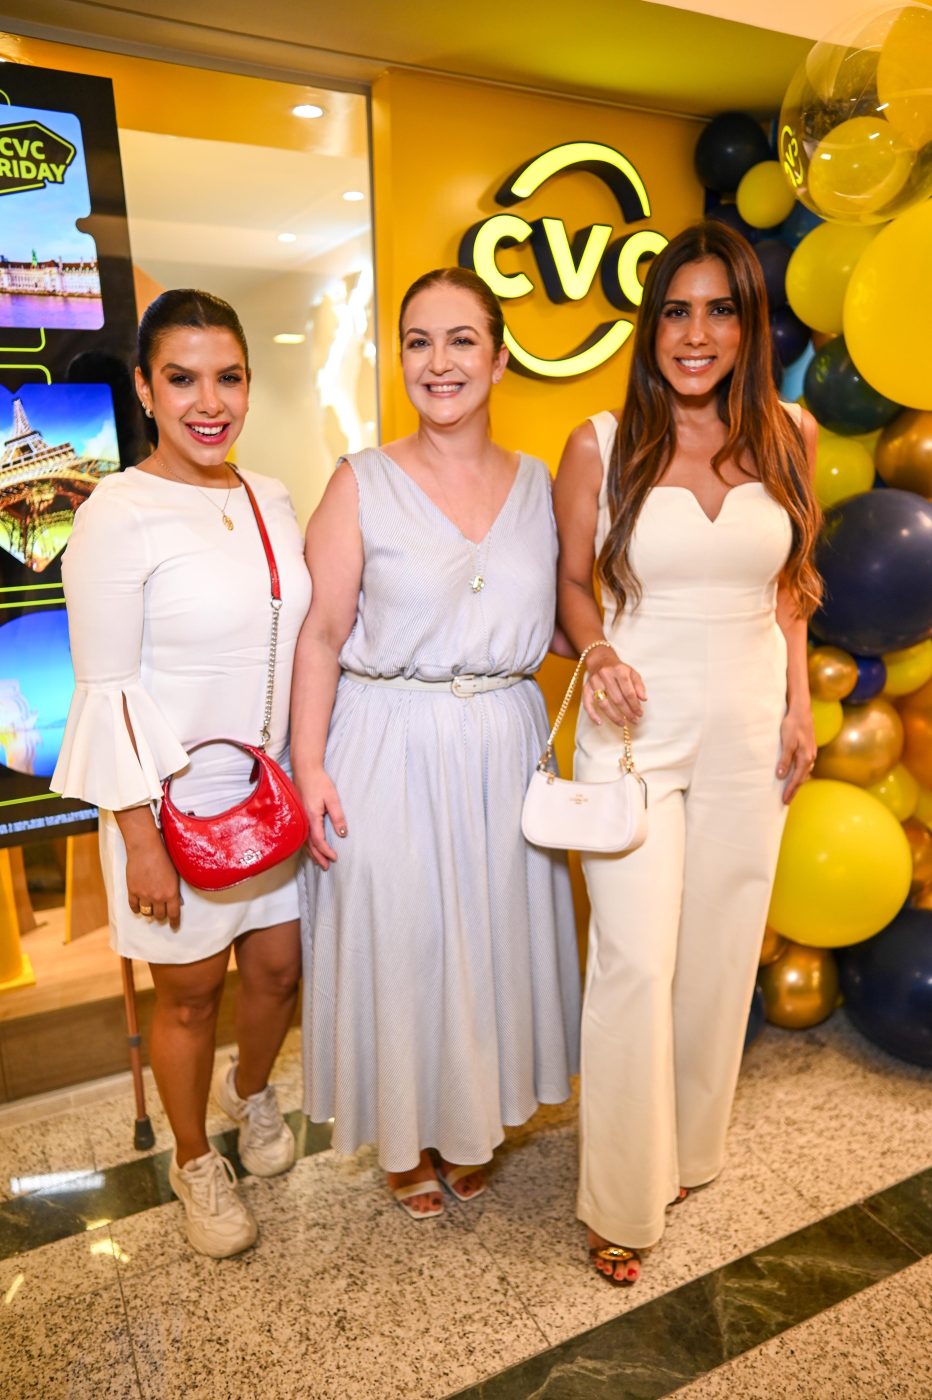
[342,671,530,697]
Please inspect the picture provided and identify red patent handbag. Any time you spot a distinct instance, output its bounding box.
[159,471,309,891]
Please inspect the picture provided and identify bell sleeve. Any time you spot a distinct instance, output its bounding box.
[51,480,189,809]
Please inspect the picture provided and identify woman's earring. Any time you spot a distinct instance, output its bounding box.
[140,401,153,418]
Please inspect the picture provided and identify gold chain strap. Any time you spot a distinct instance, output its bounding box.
[537,641,636,775]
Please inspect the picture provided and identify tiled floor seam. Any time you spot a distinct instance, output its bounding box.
[441,1191,930,1400]
[451,1200,554,1359]
[108,1222,147,1400]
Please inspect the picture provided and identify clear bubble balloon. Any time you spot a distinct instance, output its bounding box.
[778,5,932,224]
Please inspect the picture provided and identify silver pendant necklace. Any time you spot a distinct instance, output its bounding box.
[470,537,489,594]
[154,453,236,530]
[426,464,491,594]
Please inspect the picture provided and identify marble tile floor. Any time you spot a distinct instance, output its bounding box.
[0,1014,928,1400]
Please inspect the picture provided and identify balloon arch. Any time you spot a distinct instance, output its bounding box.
[694,5,932,1067]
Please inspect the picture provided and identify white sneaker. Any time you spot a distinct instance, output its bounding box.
[212,1058,296,1178]
[168,1148,257,1258]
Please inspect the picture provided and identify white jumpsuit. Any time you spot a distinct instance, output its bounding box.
[575,411,792,1249]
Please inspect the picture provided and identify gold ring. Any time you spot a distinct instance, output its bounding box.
[139,904,153,916]
[594,688,607,703]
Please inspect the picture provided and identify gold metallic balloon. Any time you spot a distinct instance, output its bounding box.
[808,646,858,702]
[759,926,788,967]
[900,678,932,790]
[876,410,932,498]
[912,882,932,911]
[903,818,932,896]
[759,943,839,1030]
[813,697,905,787]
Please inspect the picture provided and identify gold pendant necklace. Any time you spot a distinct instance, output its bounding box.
[153,453,236,530]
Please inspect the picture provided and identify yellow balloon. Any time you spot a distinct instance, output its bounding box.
[736,160,796,229]
[786,223,879,334]
[844,199,932,411]
[813,696,904,787]
[807,116,913,222]
[813,427,875,509]
[877,4,932,149]
[876,411,932,498]
[868,763,920,820]
[808,646,857,702]
[760,943,839,1029]
[759,925,788,967]
[768,779,912,947]
[883,640,932,698]
[812,697,844,748]
[915,786,932,830]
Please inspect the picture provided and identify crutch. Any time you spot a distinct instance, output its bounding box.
[120,956,155,1149]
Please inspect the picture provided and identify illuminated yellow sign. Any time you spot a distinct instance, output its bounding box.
[460,141,667,379]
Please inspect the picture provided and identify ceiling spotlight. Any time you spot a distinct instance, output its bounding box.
[277,232,297,243]
[292,103,324,119]
[273,333,306,345]
[342,190,365,202]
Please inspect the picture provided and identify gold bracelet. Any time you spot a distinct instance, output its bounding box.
[579,640,617,666]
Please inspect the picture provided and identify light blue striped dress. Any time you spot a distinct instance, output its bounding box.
[301,448,580,1171]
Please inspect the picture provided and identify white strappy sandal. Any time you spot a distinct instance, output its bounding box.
[390,1176,444,1220]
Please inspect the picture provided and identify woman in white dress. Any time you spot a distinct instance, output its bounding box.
[553,223,821,1284]
[53,291,311,1257]
[292,269,580,1219]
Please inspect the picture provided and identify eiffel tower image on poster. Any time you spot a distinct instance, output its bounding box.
[0,394,117,572]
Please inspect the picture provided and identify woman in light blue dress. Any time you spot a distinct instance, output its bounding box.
[291,268,580,1217]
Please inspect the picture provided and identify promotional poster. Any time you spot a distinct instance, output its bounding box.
[0,63,139,847]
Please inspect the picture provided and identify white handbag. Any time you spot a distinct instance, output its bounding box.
[521,649,648,854]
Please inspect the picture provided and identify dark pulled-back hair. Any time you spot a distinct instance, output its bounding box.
[137,289,250,381]
[398,267,505,353]
[599,220,822,619]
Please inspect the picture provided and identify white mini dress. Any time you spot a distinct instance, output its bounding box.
[52,467,311,964]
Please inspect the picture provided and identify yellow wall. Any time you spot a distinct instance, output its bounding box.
[373,69,704,451]
[372,69,705,938]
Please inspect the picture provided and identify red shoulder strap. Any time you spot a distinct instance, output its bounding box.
[234,469,280,601]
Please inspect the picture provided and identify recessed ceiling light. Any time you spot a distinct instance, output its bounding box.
[292,103,324,119]
[277,232,297,243]
[273,333,306,345]
[342,190,365,202]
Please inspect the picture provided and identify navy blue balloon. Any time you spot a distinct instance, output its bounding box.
[805,338,902,436]
[779,203,823,249]
[695,112,771,192]
[837,906,932,1068]
[706,201,764,245]
[744,985,766,1051]
[847,654,887,703]
[813,489,932,654]
[770,304,810,367]
[754,238,791,308]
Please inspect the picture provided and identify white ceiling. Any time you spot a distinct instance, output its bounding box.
[118,129,370,278]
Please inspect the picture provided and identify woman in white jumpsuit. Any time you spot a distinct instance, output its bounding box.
[553,223,821,1284]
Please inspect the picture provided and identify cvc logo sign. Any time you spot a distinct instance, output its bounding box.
[459,141,667,380]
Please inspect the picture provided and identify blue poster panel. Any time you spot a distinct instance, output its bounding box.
[0,63,142,846]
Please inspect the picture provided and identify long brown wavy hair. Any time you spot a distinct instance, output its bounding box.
[598,221,822,618]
